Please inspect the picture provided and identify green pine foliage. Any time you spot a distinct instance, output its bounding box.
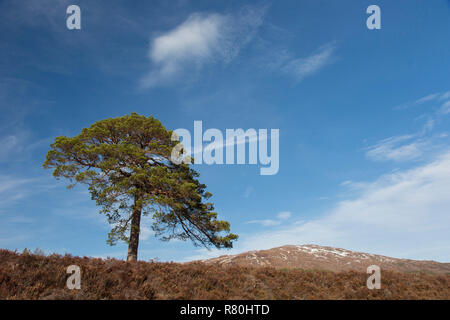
[43,113,238,260]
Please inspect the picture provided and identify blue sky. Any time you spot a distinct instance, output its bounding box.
[1,0,450,262]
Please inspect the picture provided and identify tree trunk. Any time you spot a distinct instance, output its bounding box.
[127,193,142,262]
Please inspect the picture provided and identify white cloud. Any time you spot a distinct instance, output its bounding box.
[148,13,223,78]
[139,226,155,241]
[282,43,336,82]
[245,211,291,227]
[245,219,281,227]
[243,186,253,198]
[439,91,450,101]
[340,180,370,191]
[186,151,450,262]
[0,129,51,163]
[415,93,441,105]
[264,42,336,83]
[365,135,427,162]
[0,175,34,207]
[141,7,266,87]
[0,134,23,160]
[365,126,450,163]
[277,211,291,220]
[421,118,435,134]
[439,100,450,114]
[395,90,450,110]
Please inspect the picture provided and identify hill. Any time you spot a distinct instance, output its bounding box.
[199,244,450,274]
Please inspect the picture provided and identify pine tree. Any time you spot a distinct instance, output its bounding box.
[43,113,238,261]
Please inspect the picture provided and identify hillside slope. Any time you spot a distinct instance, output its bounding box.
[1,249,449,299]
[200,244,450,274]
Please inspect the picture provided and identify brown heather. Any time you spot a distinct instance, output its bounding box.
[0,249,449,300]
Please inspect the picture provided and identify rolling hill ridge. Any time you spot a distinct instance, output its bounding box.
[200,244,450,274]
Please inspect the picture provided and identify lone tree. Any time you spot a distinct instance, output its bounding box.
[43,113,238,261]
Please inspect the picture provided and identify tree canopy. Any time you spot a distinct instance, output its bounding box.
[43,113,238,261]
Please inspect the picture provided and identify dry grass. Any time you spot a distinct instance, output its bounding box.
[0,249,448,300]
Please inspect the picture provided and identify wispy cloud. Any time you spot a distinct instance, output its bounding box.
[0,134,24,161]
[265,42,337,83]
[440,91,450,101]
[386,90,450,163]
[395,90,450,110]
[0,175,34,207]
[364,116,450,163]
[0,131,51,163]
[277,211,291,220]
[420,118,435,134]
[282,43,336,82]
[415,93,441,105]
[439,100,450,114]
[245,219,281,227]
[245,211,291,227]
[340,180,370,192]
[141,6,266,88]
[365,134,428,162]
